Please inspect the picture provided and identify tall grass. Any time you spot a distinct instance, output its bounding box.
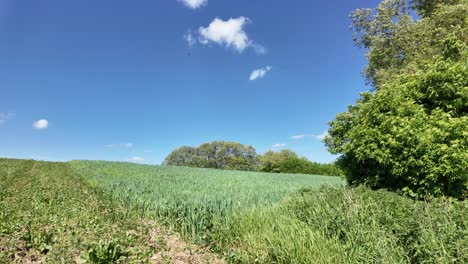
[69,160,343,240]
[211,187,468,263]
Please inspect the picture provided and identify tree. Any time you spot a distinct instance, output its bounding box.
[258,149,343,176]
[163,146,196,166]
[325,0,467,198]
[258,150,299,173]
[164,141,259,171]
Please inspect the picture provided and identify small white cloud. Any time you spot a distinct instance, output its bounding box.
[32,119,48,130]
[272,143,286,148]
[290,131,329,141]
[0,111,15,125]
[178,0,207,9]
[249,66,272,81]
[315,131,329,140]
[129,156,144,162]
[195,17,265,54]
[251,43,267,54]
[291,135,306,140]
[105,143,133,148]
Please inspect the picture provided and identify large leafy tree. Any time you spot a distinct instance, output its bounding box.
[164,141,259,171]
[325,0,467,198]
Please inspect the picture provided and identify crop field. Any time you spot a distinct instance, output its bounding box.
[69,160,344,240]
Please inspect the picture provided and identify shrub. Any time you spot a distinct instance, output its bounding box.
[326,0,468,198]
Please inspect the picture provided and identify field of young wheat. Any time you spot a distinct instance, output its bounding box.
[69,160,344,240]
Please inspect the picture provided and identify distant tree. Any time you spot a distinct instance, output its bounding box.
[259,150,299,173]
[164,141,259,171]
[163,146,196,166]
[325,0,467,198]
[259,149,343,176]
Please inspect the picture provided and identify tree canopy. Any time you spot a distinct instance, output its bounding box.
[164,141,259,171]
[258,149,343,176]
[325,0,467,198]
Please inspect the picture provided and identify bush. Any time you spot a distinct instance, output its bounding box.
[326,0,468,198]
[259,150,343,176]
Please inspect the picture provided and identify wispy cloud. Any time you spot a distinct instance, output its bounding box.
[272,143,286,148]
[249,66,272,81]
[32,119,48,130]
[290,134,307,140]
[105,143,133,148]
[315,131,329,140]
[184,31,197,47]
[129,156,144,163]
[178,0,207,9]
[290,131,329,141]
[187,17,265,54]
[0,111,15,125]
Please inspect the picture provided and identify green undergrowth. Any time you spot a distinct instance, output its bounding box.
[0,158,162,263]
[211,187,468,263]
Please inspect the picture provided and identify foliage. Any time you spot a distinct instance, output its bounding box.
[86,240,129,264]
[258,149,343,176]
[326,0,468,198]
[213,187,468,263]
[164,141,259,171]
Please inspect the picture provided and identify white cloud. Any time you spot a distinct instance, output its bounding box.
[129,156,144,162]
[290,131,329,141]
[178,0,207,9]
[0,111,15,125]
[195,17,265,53]
[291,134,307,140]
[315,131,329,141]
[249,66,272,81]
[32,119,48,130]
[184,31,197,47]
[105,143,133,148]
[272,143,286,148]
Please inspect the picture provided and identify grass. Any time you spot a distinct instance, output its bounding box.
[0,158,218,263]
[69,160,344,240]
[2,158,466,263]
[213,187,468,263]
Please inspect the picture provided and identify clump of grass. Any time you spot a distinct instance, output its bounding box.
[212,187,468,263]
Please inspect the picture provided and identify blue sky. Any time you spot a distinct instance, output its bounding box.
[0,0,381,164]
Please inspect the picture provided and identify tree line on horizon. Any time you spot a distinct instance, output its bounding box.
[163,141,343,176]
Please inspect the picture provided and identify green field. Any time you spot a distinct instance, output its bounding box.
[1,158,467,263]
[69,160,344,240]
